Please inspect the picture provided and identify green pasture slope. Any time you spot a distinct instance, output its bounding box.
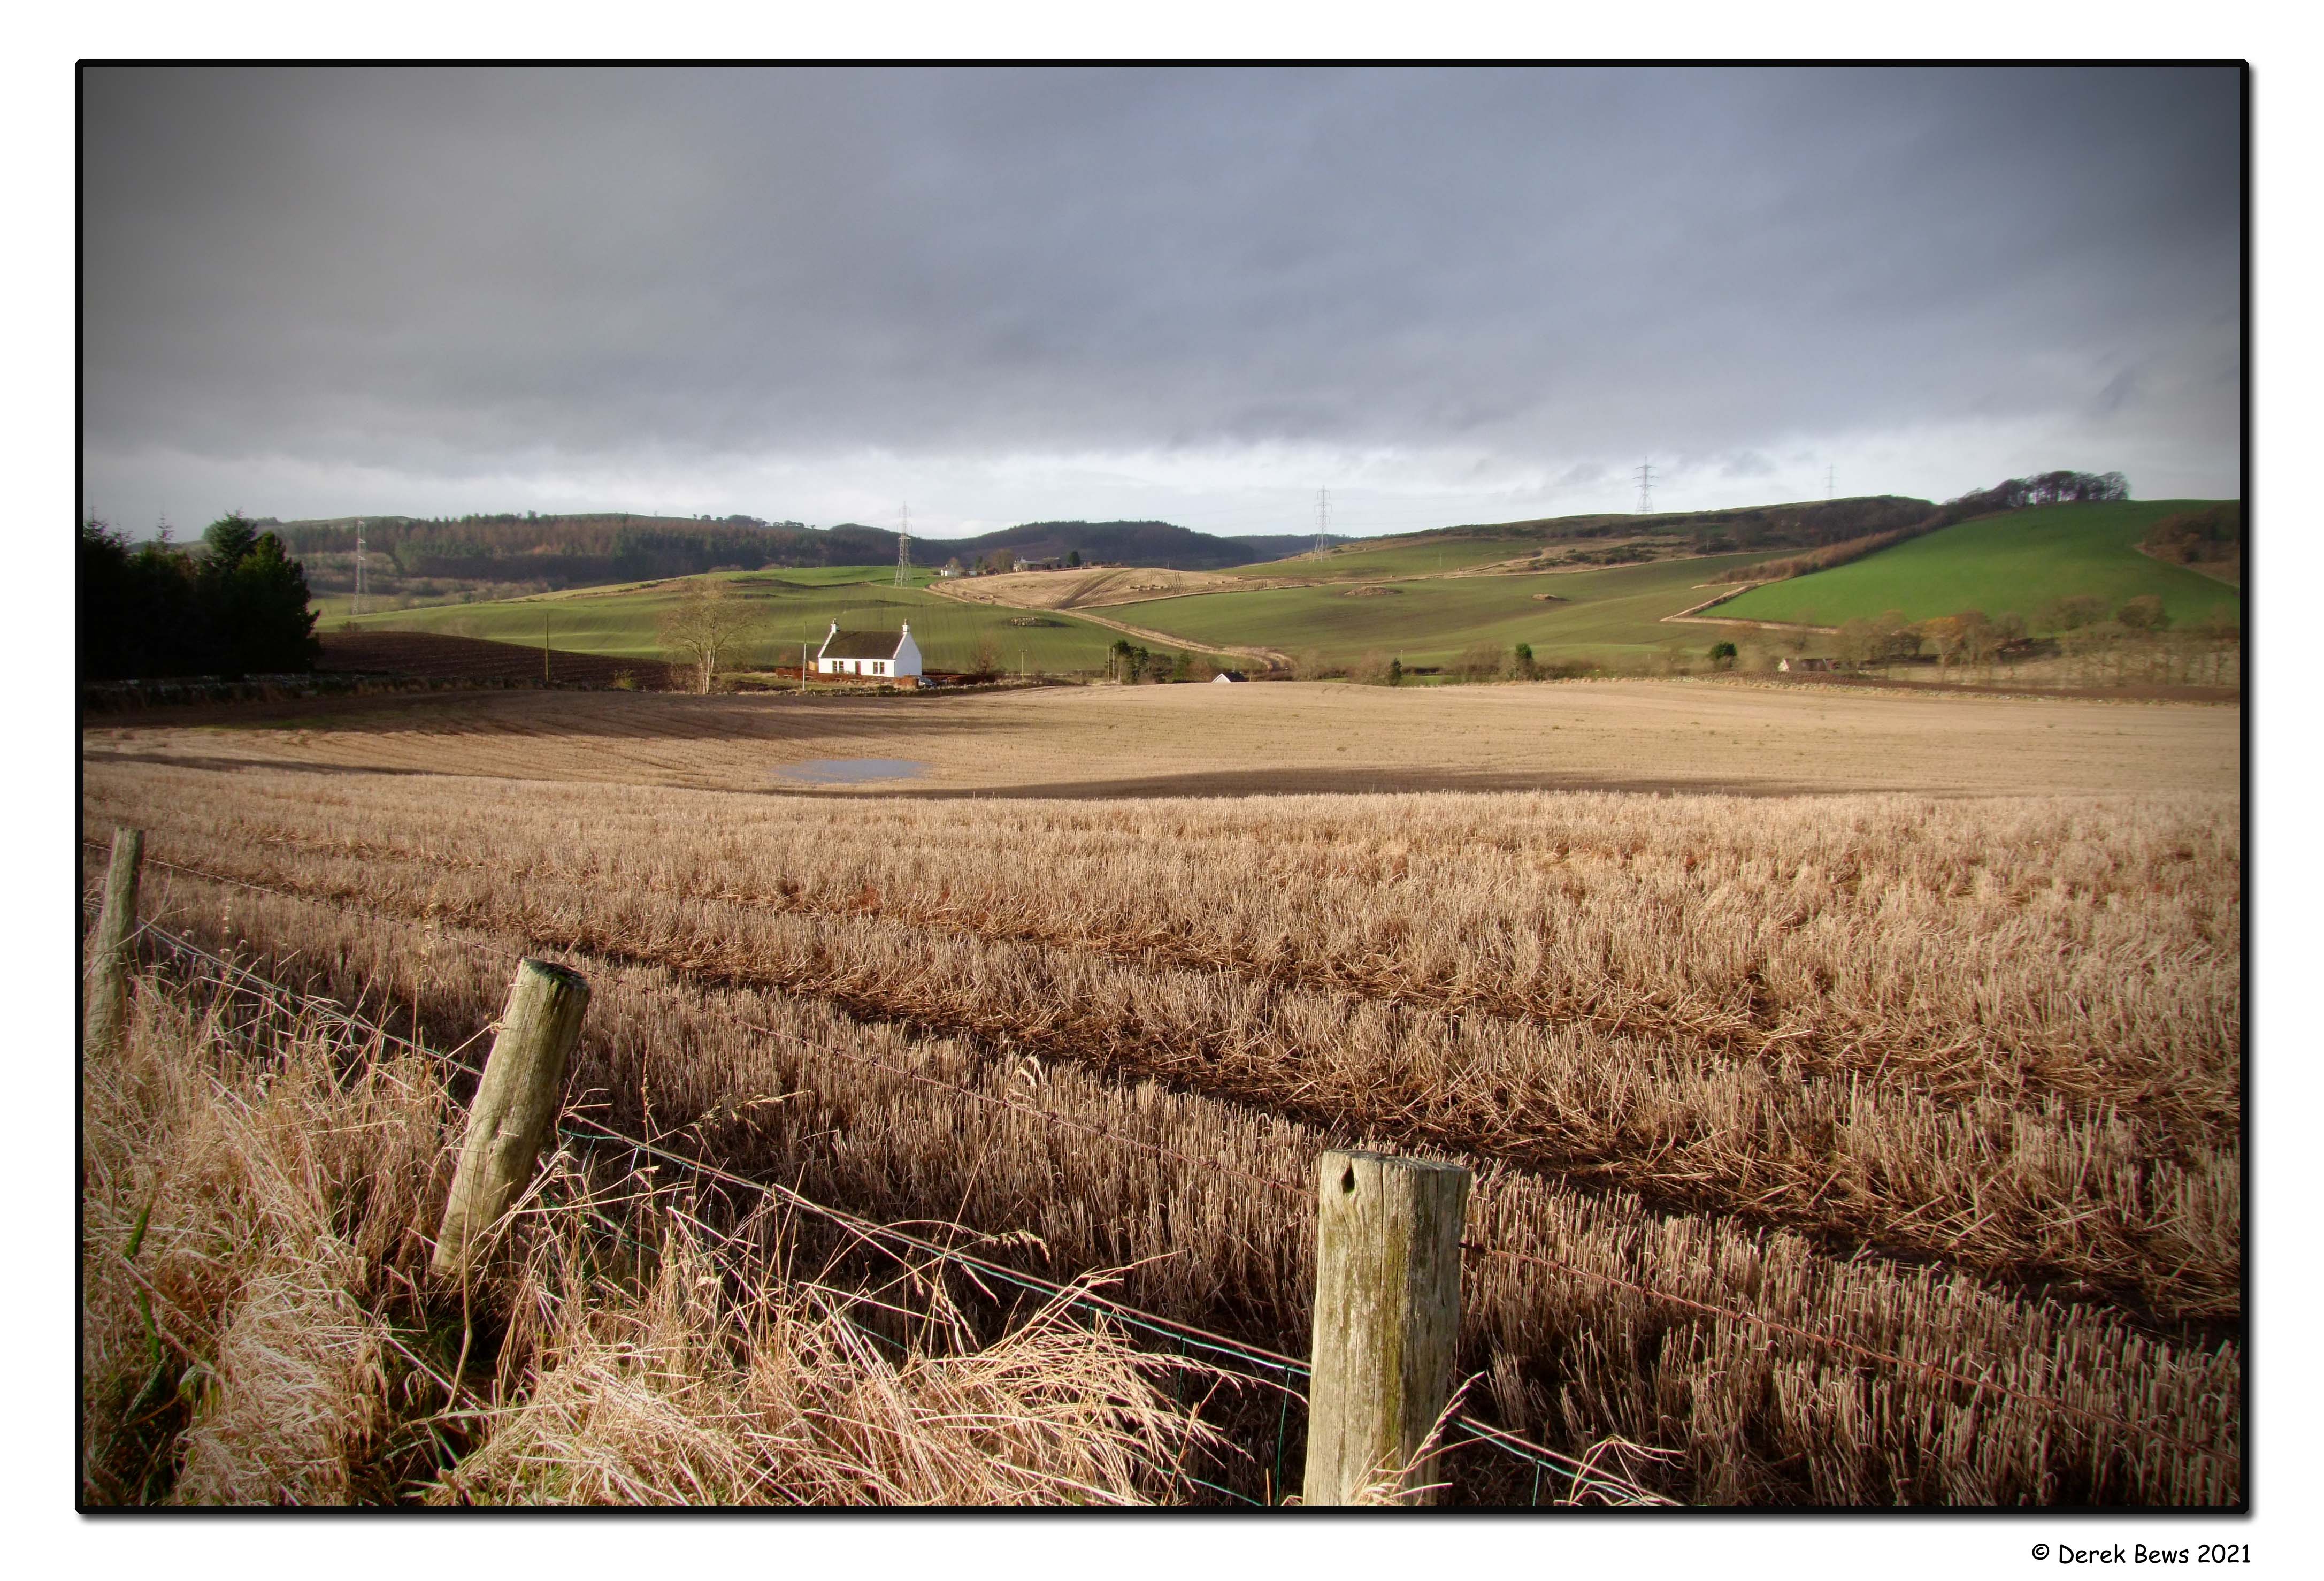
[1119,552,1785,667]
[1224,534,1545,582]
[339,567,1192,675]
[1714,500,2241,631]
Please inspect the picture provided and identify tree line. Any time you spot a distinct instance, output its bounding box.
[271,514,877,588]
[271,514,1288,593]
[1298,586,2236,691]
[80,514,319,680]
[1814,594,2236,685]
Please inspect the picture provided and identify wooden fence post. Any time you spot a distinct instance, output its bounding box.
[1301,1149,1472,1506]
[83,827,145,1053]
[431,958,592,1280]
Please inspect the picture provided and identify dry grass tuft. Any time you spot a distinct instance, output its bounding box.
[81,964,1216,1506]
[81,972,443,1503]
[440,1216,1214,1506]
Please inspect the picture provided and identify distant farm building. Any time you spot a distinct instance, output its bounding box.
[1777,656,1835,674]
[817,622,923,682]
[1211,670,1247,683]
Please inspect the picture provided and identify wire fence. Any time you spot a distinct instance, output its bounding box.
[85,837,2243,1487]
[108,902,1645,1505]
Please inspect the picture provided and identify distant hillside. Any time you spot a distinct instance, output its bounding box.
[1448,494,1939,555]
[273,513,885,594]
[338,566,1202,677]
[1713,499,2241,632]
[925,520,1350,571]
[1225,494,1939,583]
[1227,533,1348,560]
[277,511,1347,607]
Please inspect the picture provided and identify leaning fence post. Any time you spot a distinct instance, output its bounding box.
[431,958,592,1280]
[1301,1148,1472,1506]
[83,827,145,1053]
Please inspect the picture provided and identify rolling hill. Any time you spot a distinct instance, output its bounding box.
[335,566,1201,676]
[1710,500,2242,632]
[304,478,2235,678]
[1221,495,1937,582]
[1105,552,1790,668]
[282,512,1356,612]
[932,520,1348,570]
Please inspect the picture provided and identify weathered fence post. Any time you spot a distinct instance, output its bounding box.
[431,958,592,1280]
[83,827,145,1053]
[1301,1149,1472,1506]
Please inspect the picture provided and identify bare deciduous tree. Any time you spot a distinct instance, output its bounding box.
[657,579,756,694]
[1834,618,1880,671]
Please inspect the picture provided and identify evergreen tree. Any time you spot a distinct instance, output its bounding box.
[79,513,319,679]
[208,529,320,675]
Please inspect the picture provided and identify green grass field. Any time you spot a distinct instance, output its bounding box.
[1713,500,2241,632]
[335,568,1190,675]
[1117,552,1783,667]
[1225,534,1545,582]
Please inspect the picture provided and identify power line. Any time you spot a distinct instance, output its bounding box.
[1633,460,1656,515]
[894,502,911,587]
[1314,488,1330,557]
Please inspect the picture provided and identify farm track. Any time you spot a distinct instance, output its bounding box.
[82,772,2240,1327]
[94,854,2245,1507]
[926,581,1293,669]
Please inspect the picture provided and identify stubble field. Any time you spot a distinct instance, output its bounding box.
[80,679,2242,1504]
[83,676,2236,798]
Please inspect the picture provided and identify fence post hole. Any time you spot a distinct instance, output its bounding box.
[83,827,145,1054]
[431,958,592,1280]
[1301,1148,1472,1506]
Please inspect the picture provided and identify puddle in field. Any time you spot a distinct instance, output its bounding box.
[774,757,930,785]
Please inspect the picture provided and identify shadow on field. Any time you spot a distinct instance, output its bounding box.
[79,750,447,778]
[766,767,1867,801]
[79,688,1040,749]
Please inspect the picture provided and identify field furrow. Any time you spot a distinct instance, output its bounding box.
[84,764,2242,1322]
[81,679,2242,1507]
[102,857,2243,1507]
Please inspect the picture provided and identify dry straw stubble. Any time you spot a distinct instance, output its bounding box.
[81,963,1221,1506]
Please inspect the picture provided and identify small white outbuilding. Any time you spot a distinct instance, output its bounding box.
[817,621,924,682]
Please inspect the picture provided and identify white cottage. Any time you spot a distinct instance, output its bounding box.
[817,621,924,682]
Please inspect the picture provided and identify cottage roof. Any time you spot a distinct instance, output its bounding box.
[820,628,906,660]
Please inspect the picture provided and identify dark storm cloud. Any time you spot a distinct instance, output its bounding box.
[80,65,2240,528]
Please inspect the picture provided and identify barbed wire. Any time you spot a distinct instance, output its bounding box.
[737,1019,1314,1204]
[88,837,2242,1480]
[124,913,1662,1503]
[99,841,1318,1198]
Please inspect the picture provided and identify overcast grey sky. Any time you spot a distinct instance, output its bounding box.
[80,65,2241,540]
